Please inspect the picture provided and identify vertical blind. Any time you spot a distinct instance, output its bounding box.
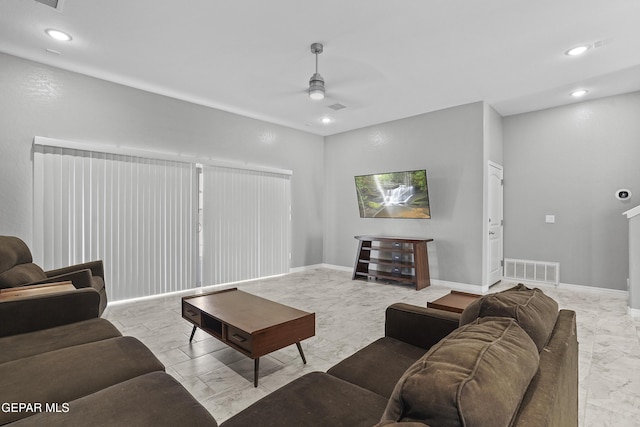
[33,144,197,301]
[201,165,291,285]
[32,138,292,302]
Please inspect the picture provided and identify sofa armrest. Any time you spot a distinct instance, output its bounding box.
[0,288,100,337]
[385,303,461,349]
[375,422,431,427]
[31,269,93,288]
[45,260,104,281]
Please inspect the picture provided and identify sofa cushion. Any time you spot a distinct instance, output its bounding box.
[0,318,122,363]
[511,310,579,427]
[9,372,218,427]
[0,263,47,289]
[220,372,389,427]
[380,317,540,427]
[459,283,558,352]
[0,236,33,274]
[328,337,426,398]
[0,336,165,424]
[92,275,106,292]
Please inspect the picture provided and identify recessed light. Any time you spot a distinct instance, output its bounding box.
[45,29,72,42]
[565,45,590,56]
[321,117,332,124]
[571,89,588,98]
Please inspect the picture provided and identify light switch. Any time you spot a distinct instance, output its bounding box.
[545,215,555,224]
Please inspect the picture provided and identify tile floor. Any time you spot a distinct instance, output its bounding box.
[103,268,640,426]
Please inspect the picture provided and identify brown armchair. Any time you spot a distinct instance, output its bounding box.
[0,236,107,315]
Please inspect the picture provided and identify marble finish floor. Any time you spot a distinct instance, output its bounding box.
[103,268,640,426]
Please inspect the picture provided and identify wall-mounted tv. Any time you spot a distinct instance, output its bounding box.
[355,169,431,219]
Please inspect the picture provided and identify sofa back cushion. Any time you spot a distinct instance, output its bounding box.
[0,263,47,289]
[0,236,33,274]
[380,317,539,427]
[459,284,558,352]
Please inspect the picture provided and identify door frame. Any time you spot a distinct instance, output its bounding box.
[484,161,504,288]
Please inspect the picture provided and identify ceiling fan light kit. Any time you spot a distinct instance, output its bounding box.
[308,42,325,100]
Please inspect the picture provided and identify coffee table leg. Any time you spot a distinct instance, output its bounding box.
[254,358,260,387]
[296,342,307,364]
[189,325,197,342]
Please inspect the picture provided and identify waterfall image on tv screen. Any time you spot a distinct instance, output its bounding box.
[354,169,431,219]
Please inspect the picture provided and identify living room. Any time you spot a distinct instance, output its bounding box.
[1,1,640,426]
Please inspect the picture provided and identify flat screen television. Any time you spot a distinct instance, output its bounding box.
[355,169,431,219]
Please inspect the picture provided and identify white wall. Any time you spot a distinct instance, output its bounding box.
[323,102,486,287]
[0,53,325,268]
[503,92,640,290]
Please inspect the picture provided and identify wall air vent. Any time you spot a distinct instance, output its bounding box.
[504,258,560,285]
[35,0,64,11]
[328,103,347,111]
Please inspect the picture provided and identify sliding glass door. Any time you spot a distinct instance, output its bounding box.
[33,139,291,301]
[34,145,198,301]
[200,165,291,286]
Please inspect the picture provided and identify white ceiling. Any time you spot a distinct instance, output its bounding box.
[1,0,639,136]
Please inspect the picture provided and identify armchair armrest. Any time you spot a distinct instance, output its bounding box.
[31,269,93,288]
[385,303,461,349]
[52,270,92,288]
[0,288,100,337]
[46,260,104,281]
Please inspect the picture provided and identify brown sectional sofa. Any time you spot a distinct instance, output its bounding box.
[221,284,578,427]
[1,281,576,426]
[0,288,217,426]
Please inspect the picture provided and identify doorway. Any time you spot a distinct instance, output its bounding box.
[487,162,504,286]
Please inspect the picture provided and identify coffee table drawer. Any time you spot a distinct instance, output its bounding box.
[182,304,202,327]
[227,326,253,353]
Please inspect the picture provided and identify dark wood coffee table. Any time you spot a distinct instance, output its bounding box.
[427,290,481,313]
[181,288,315,387]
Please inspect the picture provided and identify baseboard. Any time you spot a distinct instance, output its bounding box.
[440,278,627,297]
[502,277,628,296]
[628,307,640,317]
[108,272,290,306]
[558,281,627,296]
[107,286,206,306]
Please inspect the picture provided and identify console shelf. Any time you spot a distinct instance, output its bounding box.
[352,236,433,290]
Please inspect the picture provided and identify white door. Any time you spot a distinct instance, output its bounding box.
[487,163,504,285]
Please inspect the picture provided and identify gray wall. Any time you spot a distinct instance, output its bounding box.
[503,92,640,290]
[324,102,486,286]
[0,53,325,269]
[3,50,638,292]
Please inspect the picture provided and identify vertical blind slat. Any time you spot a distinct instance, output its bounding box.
[201,166,291,286]
[33,144,289,301]
[33,146,196,301]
